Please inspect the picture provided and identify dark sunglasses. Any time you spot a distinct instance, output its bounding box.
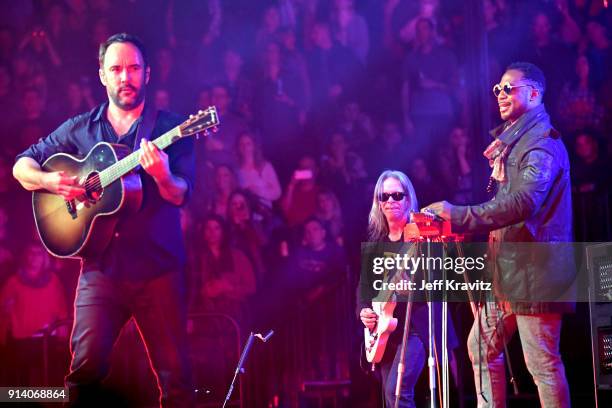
[380,192,406,202]
[492,82,533,97]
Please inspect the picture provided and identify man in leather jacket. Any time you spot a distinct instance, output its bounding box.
[425,62,574,408]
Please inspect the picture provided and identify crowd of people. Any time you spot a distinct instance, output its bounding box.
[0,0,610,404]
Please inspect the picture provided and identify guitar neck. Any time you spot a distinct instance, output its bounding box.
[99,126,182,187]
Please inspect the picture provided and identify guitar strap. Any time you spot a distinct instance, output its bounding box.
[132,105,158,172]
[134,105,159,151]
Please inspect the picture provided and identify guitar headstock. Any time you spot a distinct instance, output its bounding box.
[179,106,219,137]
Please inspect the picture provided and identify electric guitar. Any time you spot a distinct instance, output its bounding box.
[32,107,219,259]
[364,292,398,364]
[363,221,427,365]
[364,246,416,365]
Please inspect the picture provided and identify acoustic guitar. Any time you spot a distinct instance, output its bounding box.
[32,107,219,258]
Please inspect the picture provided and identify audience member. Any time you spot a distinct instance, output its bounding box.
[64,80,96,118]
[227,190,267,283]
[281,155,321,227]
[0,242,68,385]
[571,131,609,193]
[306,21,362,121]
[401,17,458,161]
[217,49,254,120]
[287,217,346,298]
[205,84,248,167]
[235,131,282,208]
[571,131,611,241]
[585,20,611,87]
[336,100,376,154]
[255,41,305,172]
[370,120,411,175]
[17,26,62,72]
[554,0,582,46]
[438,126,473,205]
[13,88,54,156]
[320,131,352,193]
[330,0,370,63]
[255,5,282,52]
[557,54,605,133]
[206,164,239,219]
[397,0,442,47]
[520,10,575,107]
[0,64,14,129]
[0,26,16,64]
[149,47,188,112]
[408,156,444,206]
[152,88,171,111]
[192,215,256,320]
[314,189,344,246]
[0,206,15,283]
[45,2,71,55]
[278,27,311,121]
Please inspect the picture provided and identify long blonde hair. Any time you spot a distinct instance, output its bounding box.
[367,170,418,241]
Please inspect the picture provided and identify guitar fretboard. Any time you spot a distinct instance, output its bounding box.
[99,126,182,187]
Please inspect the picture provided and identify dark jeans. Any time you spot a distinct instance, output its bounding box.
[379,335,426,408]
[65,270,193,407]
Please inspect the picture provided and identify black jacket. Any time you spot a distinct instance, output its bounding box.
[450,104,576,314]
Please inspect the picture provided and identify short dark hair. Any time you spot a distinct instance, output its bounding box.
[98,33,148,68]
[505,61,546,95]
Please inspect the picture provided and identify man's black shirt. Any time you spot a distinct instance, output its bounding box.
[16,102,196,280]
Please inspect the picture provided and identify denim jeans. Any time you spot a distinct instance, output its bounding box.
[467,302,570,408]
[65,270,193,407]
[379,335,426,408]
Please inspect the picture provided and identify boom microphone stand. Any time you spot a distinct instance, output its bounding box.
[222,330,274,408]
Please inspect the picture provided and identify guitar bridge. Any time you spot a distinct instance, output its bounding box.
[65,199,77,219]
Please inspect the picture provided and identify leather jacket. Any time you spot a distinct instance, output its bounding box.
[450,105,576,314]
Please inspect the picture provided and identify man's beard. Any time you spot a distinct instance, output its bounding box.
[109,84,145,110]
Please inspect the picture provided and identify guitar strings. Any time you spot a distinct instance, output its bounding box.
[65,114,215,200]
[79,120,210,192]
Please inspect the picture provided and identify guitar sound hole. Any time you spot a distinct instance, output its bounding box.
[84,172,104,202]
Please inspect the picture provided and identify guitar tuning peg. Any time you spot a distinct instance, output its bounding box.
[212,126,219,133]
[198,110,203,115]
[189,114,194,119]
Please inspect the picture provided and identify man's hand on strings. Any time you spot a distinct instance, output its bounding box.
[41,171,86,200]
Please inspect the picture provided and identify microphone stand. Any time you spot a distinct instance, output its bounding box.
[425,237,438,408]
[398,213,468,408]
[222,330,274,408]
[392,233,442,408]
[393,242,419,408]
[442,240,449,408]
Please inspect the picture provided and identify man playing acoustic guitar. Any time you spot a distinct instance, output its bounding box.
[13,33,195,407]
